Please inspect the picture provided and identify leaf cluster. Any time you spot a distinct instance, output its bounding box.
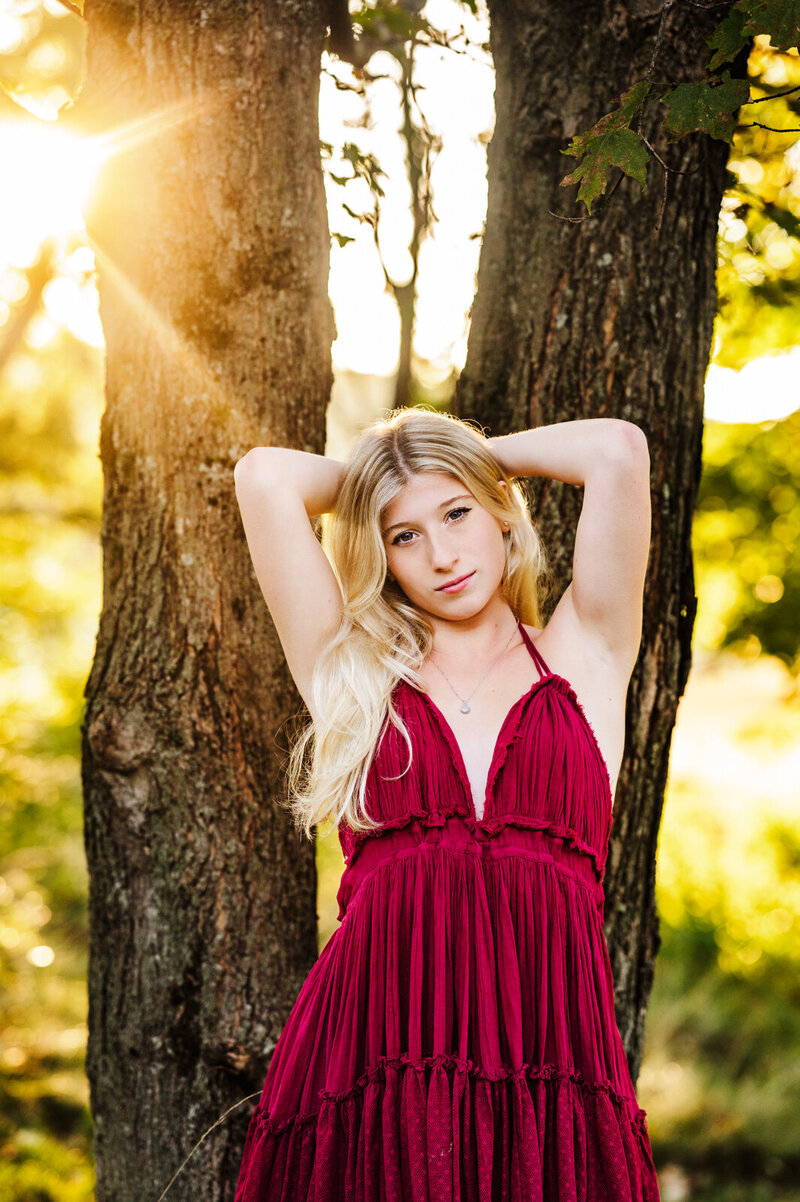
[560,0,799,213]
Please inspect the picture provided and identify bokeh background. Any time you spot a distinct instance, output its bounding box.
[1,1,799,1198]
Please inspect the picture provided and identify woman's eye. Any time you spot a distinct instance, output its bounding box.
[391,507,471,546]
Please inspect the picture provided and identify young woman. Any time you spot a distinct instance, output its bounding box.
[233,407,658,1201]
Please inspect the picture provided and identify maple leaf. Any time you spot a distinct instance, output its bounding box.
[663,73,751,142]
[743,0,800,51]
[560,82,653,214]
[707,6,751,70]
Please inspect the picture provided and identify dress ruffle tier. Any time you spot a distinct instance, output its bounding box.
[235,627,660,1200]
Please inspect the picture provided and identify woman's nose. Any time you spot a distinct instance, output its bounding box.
[428,535,456,569]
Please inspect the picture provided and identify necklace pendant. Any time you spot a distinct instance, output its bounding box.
[460,701,471,714]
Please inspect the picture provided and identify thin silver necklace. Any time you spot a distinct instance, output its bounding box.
[427,620,520,714]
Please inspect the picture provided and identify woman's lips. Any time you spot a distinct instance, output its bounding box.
[437,571,475,593]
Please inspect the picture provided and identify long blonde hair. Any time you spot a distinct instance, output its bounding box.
[281,407,553,841]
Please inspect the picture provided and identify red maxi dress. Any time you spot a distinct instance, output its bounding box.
[235,618,661,1201]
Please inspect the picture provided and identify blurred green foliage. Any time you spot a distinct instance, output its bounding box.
[715,41,800,368]
[0,331,101,1200]
[694,412,800,670]
[645,739,800,1197]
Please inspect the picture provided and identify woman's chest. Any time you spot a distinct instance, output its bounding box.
[377,678,613,833]
[415,665,548,821]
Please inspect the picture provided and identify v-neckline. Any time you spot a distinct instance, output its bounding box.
[406,618,551,825]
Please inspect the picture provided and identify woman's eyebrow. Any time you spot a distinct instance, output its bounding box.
[381,494,473,536]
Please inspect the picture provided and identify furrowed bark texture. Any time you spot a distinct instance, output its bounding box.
[77,2,333,1197]
[457,0,735,1083]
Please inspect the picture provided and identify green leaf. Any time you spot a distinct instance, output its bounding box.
[341,202,368,222]
[707,6,751,70]
[615,78,657,122]
[663,73,751,142]
[561,127,649,214]
[351,4,435,43]
[743,0,800,51]
[560,81,655,212]
[331,232,356,248]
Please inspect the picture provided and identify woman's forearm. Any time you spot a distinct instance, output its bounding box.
[234,446,346,517]
[487,418,646,487]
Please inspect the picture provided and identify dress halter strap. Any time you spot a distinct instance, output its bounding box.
[516,617,551,680]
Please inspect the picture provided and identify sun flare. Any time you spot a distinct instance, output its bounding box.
[0,122,101,268]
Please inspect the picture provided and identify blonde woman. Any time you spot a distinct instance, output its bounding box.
[233,407,658,1201]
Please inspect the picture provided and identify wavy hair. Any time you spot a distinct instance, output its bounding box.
[281,406,553,842]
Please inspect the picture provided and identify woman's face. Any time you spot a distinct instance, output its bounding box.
[381,472,508,621]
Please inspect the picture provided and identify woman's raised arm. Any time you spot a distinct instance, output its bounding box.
[487,417,645,485]
[233,447,347,718]
[488,418,651,675]
[235,446,347,516]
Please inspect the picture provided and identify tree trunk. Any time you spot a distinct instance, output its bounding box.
[457,0,734,1082]
[77,2,333,1197]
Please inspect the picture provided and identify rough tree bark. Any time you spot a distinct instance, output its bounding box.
[78,1,333,1197]
[457,0,735,1082]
